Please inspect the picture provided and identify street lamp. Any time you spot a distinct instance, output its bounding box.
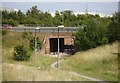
[35,27,40,52]
[57,25,64,71]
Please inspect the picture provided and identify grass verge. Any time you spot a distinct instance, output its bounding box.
[60,42,118,81]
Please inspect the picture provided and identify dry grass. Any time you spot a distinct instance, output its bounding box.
[74,42,118,63]
[2,62,89,81]
[0,32,1,78]
[61,42,119,81]
[2,46,90,81]
[0,64,1,81]
[2,32,119,81]
[2,31,45,49]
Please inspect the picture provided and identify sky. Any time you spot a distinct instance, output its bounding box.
[2,2,119,15]
[1,0,120,2]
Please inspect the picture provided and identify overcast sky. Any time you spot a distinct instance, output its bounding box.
[1,0,120,2]
[2,2,118,15]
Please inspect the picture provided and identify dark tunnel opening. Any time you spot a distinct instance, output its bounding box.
[50,38,64,52]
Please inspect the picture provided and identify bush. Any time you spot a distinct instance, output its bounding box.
[73,18,109,51]
[29,37,42,51]
[2,19,19,26]
[13,44,31,61]
[37,37,42,50]
[22,31,33,40]
[22,31,42,51]
[29,38,35,51]
[2,29,8,35]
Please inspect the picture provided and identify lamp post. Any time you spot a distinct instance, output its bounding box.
[57,25,64,71]
[35,27,40,52]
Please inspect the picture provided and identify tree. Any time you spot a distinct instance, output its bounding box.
[2,10,9,19]
[2,10,19,26]
[73,16,110,51]
[2,19,19,26]
[17,10,25,24]
[63,10,77,27]
[26,6,40,17]
[53,11,63,26]
[108,12,120,42]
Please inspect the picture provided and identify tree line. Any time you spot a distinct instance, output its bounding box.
[1,6,111,27]
[73,12,120,51]
[2,6,120,51]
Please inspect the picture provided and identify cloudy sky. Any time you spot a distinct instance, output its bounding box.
[2,2,118,15]
[1,0,120,2]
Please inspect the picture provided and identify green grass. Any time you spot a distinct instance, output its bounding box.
[60,42,119,81]
[2,47,57,70]
[0,34,1,82]
[2,49,90,81]
[2,32,29,49]
[2,31,91,81]
[2,31,44,49]
[2,31,56,70]
[2,31,119,81]
[0,63,2,82]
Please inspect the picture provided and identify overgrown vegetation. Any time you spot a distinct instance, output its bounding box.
[2,6,119,51]
[2,5,119,81]
[22,31,33,40]
[1,6,113,27]
[108,12,120,43]
[60,42,118,81]
[2,32,43,62]
[23,31,42,51]
[2,32,29,49]
[2,29,9,35]
[13,44,30,61]
[73,12,120,51]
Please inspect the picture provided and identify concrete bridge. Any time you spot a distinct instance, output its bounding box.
[11,27,79,54]
[43,32,74,54]
[11,27,78,33]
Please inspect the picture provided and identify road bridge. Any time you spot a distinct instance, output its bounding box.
[10,27,78,54]
[10,27,78,33]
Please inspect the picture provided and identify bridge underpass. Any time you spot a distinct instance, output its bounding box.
[8,27,77,55]
[10,27,78,33]
[44,33,74,55]
[50,38,64,53]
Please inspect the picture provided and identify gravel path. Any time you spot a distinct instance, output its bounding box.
[50,59,104,82]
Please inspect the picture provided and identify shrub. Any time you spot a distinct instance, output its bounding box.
[29,36,42,51]
[22,31,33,40]
[13,44,31,61]
[22,31,42,51]
[2,29,8,35]
[37,37,42,50]
[29,38,35,51]
[2,19,19,26]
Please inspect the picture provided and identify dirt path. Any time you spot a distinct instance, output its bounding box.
[51,59,64,69]
[3,62,92,81]
[50,59,104,82]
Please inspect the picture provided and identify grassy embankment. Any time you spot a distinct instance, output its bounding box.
[2,31,57,69]
[2,31,119,81]
[61,42,119,81]
[3,62,90,81]
[2,31,90,81]
[0,31,2,82]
